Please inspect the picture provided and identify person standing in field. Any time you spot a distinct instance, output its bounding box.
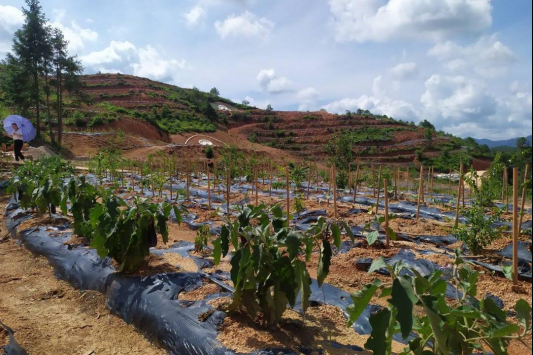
[11,123,25,162]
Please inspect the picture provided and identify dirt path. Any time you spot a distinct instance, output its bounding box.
[0,196,166,355]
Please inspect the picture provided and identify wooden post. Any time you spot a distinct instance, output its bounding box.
[170,165,173,201]
[333,164,338,219]
[353,164,360,204]
[207,167,211,209]
[455,163,464,228]
[417,166,424,220]
[505,167,510,213]
[430,166,434,200]
[269,162,273,197]
[371,163,376,197]
[519,165,530,231]
[375,165,383,215]
[131,161,136,191]
[449,168,452,196]
[226,169,230,216]
[385,179,390,247]
[286,166,290,227]
[462,174,466,208]
[394,167,398,201]
[513,167,519,286]
[327,165,332,205]
[255,167,259,207]
[186,162,190,202]
[307,162,312,200]
[348,164,352,195]
[140,163,144,194]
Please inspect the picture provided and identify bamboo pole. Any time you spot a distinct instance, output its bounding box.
[226,169,230,216]
[449,168,452,196]
[333,164,338,219]
[417,166,424,220]
[207,167,211,209]
[269,162,273,197]
[286,166,290,227]
[375,165,383,215]
[394,167,398,201]
[430,166,435,200]
[384,179,390,247]
[505,167,510,213]
[519,165,530,232]
[186,162,190,202]
[255,167,259,207]
[513,167,519,286]
[353,164,360,204]
[307,162,312,200]
[327,165,332,205]
[372,163,376,197]
[140,162,144,195]
[455,163,464,228]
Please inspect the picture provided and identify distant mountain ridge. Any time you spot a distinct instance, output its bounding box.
[475,135,532,149]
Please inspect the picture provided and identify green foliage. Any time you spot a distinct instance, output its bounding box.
[453,201,503,255]
[205,146,214,159]
[212,204,353,325]
[348,250,532,355]
[195,225,211,253]
[362,214,398,246]
[293,194,305,214]
[418,119,436,131]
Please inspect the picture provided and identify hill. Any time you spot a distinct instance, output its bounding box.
[475,135,532,149]
[2,72,492,168]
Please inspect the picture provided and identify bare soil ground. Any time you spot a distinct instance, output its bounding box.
[0,196,166,355]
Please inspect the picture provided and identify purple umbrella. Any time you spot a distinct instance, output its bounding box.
[3,115,36,142]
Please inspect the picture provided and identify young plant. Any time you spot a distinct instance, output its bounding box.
[347,249,532,355]
[362,214,398,246]
[293,193,306,214]
[212,204,354,325]
[195,224,211,253]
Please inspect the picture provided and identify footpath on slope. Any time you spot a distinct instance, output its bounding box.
[0,195,166,355]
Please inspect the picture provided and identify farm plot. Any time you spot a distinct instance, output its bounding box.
[1,152,532,355]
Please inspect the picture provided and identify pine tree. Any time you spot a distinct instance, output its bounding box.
[0,54,33,115]
[11,0,50,138]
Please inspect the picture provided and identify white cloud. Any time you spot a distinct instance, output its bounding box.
[390,62,419,80]
[420,74,498,129]
[215,11,274,39]
[428,35,515,78]
[297,87,320,111]
[329,0,492,43]
[183,6,207,28]
[81,41,137,67]
[0,5,24,54]
[51,9,98,53]
[257,69,293,94]
[131,46,190,83]
[322,76,419,120]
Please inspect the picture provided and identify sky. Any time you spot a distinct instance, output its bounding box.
[0,0,531,140]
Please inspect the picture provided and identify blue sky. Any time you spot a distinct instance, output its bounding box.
[1,0,531,140]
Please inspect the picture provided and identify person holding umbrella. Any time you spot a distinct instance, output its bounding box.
[3,115,36,162]
[11,123,25,161]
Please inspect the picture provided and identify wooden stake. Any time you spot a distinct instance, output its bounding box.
[327,165,332,205]
[333,165,338,219]
[307,162,312,200]
[455,163,464,228]
[375,165,383,215]
[286,166,290,227]
[353,164,360,204]
[430,166,434,200]
[226,169,230,216]
[449,168,452,195]
[186,162,190,202]
[519,165,530,232]
[207,167,211,209]
[372,163,376,197]
[255,167,259,207]
[505,167,510,213]
[394,167,398,201]
[385,179,390,247]
[417,166,424,220]
[269,162,273,197]
[513,167,519,286]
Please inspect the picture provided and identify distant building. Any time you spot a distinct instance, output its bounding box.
[218,105,231,111]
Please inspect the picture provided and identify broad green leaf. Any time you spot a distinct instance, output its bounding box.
[347,279,381,326]
[364,308,394,355]
[516,299,532,332]
[285,234,301,259]
[331,223,342,250]
[341,221,355,243]
[483,297,507,322]
[491,324,520,338]
[212,237,222,265]
[389,276,417,339]
[317,240,332,287]
[502,265,514,282]
[368,257,391,275]
[367,231,380,246]
[420,296,450,355]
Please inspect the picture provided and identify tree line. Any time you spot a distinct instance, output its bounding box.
[0,0,83,147]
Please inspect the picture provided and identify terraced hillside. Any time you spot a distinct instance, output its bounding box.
[58,74,486,166]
